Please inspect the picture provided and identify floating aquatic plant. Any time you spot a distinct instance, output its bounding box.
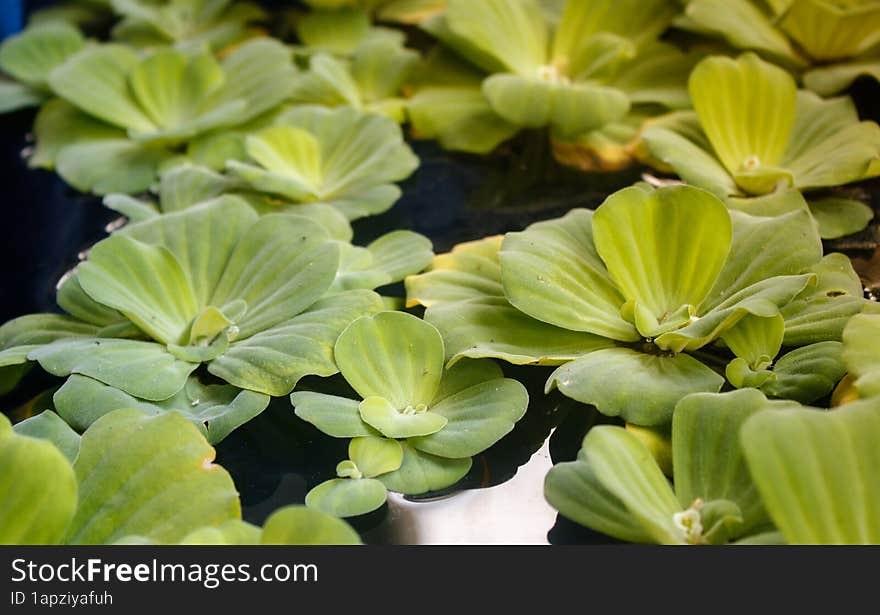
[408,0,695,169]
[407,185,868,425]
[641,53,880,237]
[292,311,528,516]
[545,389,792,544]
[31,38,296,194]
[0,198,384,404]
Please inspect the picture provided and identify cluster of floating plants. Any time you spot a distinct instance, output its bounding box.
[0,0,878,545]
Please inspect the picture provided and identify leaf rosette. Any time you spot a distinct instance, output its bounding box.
[1,198,385,413]
[291,311,529,516]
[407,184,868,425]
[545,389,794,545]
[30,37,297,194]
[641,53,880,236]
[407,0,695,169]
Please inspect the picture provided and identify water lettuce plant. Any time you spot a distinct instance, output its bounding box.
[292,311,528,515]
[0,198,384,404]
[0,23,84,113]
[408,0,695,169]
[841,312,880,399]
[407,185,868,425]
[191,105,419,220]
[545,389,790,544]
[31,38,296,194]
[677,0,880,95]
[642,53,880,236]
[1,408,360,544]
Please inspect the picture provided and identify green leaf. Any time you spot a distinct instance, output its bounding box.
[0,23,84,90]
[78,234,197,345]
[0,79,44,113]
[741,398,880,544]
[672,390,778,532]
[54,374,270,444]
[349,436,403,477]
[547,347,725,426]
[779,0,880,61]
[291,391,375,438]
[209,289,384,395]
[803,58,880,96]
[544,452,654,544]
[0,414,77,544]
[260,506,361,545]
[406,236,505,307]
[430,358,503,402]
[378,442,471,495]
[781,253,867,346]
[359,396,448,438]
[499,208,637,341]
[365,231,434,284]
[843,313,880,398]
[30,338,197,401]
[232,125,324,201]
[762,341,846,404]
[65,409,240,545]
[13,410,81,462]
[208,213,339,339]
[443,0,547,75]
[682,0,803,66]
[410,377,528,458]
[721,313,784,371]
[175,520,261,545]
[1,313,103,349]
[592,185,732,338]
[558,426,685,544]
[121,197,259,308]
[49,44,156,133]
[305,477,388,518]
[640,124,737,199]
[808,198,874,239]
[426,298,612,366]
[335,311,445,408]
[782,91,880,191]
[689,53,797,189]
[482,74,630,137]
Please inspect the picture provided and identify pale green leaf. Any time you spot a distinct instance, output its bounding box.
[378,442,471,495]
[305,478,388,518]
[592,185,732,338]
[547,347,725,426]
[30,338,197,401]
[689,53,797,187]
[410,377,528,458]
[78,234,197,345]
[406,236,505,307]
[762,341,846,403]
[742,398,880,544]
[54,374,270,444]
[672,389,777,531]
[65,409,240,545]
[13,410,81,463]
[0,414,77,545]
[335,311,445,408]
[499,208,637,341]
[349,436,403,478]
[0,23,84,90]
[843,313,880,398]
[808,198,874,239]
[260,506,361,545]
[359,396,447,438]
[291,391,375,438]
